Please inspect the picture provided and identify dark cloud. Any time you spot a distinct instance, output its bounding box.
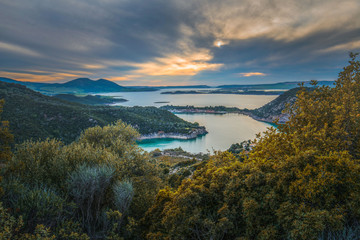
[0,0,359,85]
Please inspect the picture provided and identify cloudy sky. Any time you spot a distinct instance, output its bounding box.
[0,0,359,86]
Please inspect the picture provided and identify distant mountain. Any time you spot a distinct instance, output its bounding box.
[218,81,334,90]
[55,78,128,93]
[0,77,156,94]
[0,81,202,144]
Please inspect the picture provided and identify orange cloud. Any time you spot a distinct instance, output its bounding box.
[133,51,223,76]
[106,75,142,81]
[0,70,91,83]
[239,72,267,77]
[82,64,106,69]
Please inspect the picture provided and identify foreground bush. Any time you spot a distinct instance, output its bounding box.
[2,121,162,238]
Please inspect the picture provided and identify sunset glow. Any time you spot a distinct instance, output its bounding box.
[0,0,359,85]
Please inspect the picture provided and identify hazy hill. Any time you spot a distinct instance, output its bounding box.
[0,81,202,144]
[58,78,127,92]
[0,77,156,94]
[53,94,127,105]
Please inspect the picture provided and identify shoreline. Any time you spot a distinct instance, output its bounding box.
[163,106,283,125]
[138,128,208,141]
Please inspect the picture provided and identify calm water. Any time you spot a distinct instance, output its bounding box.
[102,89,276,109]
[102,89,276,153]
[138,113,273,153]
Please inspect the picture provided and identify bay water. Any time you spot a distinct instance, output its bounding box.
[102,89,277,153]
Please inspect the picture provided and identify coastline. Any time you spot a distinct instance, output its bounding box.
[138,127,208,140]
[161,105,286,125]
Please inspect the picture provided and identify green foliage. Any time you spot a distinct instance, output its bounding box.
[2,121,162,239]
[6,139,66,189]
[113,181,134,214]
[53,94,127,105]
[68,164,115,235]
[0,201,57,240]
[318,223,360,240]
[227,140,251,156]
[0,201,24,239]
[0,99,13,164]
[0,81,202,144]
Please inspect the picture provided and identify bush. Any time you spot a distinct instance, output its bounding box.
[68,164,115,235]
[113,181,134,214]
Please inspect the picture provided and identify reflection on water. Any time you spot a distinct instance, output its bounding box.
[102,89,277,109]
[138,113,273,153]
[102,89,276,153]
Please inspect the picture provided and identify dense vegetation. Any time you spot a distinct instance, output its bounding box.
[0,82,201,144]
[1,54,360,239]
[53,94,127,105]
[161,105,239,113]
[1,121,163,239]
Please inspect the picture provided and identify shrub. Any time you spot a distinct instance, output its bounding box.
[67,164,115,235]
[113,181,134,214]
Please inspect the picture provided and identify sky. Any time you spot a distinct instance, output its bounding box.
[0,0,360,86]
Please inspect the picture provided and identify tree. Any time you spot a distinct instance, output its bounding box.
[0,99,13,164]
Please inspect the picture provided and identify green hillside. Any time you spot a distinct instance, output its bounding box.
[241,87,303,123]
[0,82,202,144]
[53,93,127,105]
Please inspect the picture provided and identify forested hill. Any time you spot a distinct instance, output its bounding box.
[0,77,156,94]
[53,93,127,105]
[0,82,202,144]
[241,87,305,123]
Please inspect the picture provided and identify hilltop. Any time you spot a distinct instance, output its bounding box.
[241,87,304,123]
[0,81,205,144]
[0,77,156,94]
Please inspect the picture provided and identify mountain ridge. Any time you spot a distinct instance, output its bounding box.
[0,77,155,94]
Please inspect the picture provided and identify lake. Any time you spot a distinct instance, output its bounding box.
[102,89,277,153]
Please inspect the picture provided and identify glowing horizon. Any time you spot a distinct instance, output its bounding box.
[0,0,359,86]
